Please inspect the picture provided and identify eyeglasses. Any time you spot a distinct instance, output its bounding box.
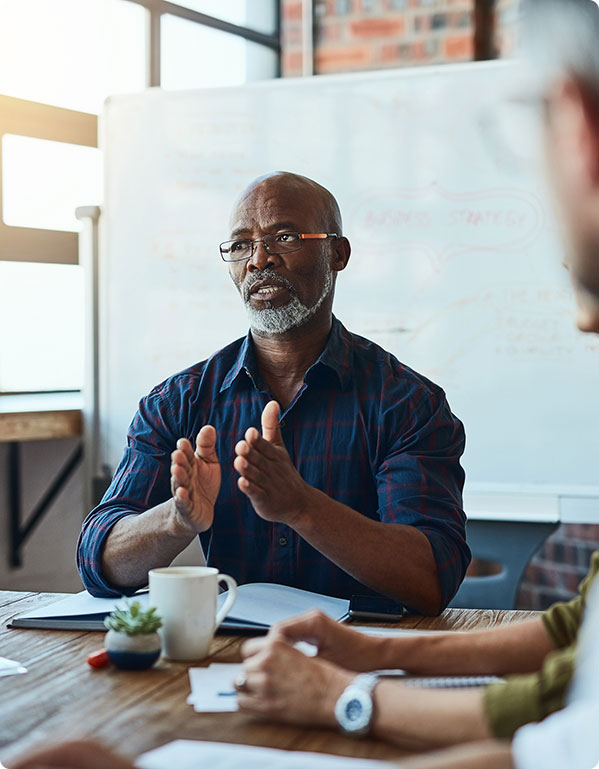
[219,231,338,262]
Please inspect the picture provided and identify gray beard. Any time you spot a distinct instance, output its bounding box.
[242,269,333,335]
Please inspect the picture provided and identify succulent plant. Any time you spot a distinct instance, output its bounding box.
[104,599,162,636]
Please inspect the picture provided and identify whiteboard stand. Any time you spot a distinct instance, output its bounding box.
[77,205,111,515]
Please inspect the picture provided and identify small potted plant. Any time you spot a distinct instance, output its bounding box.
[104,599,162,670]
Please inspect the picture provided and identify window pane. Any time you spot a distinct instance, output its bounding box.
[0,0,147,114]
[162,14,277,90]
[0,263,83,392]
[173,0,277,35]
[2,135,102,232]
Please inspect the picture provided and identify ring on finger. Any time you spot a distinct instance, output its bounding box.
[234,673,249,693]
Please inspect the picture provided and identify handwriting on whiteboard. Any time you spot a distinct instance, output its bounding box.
[350,183,544,271]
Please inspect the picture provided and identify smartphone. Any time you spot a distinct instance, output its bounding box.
[348,594,409,621]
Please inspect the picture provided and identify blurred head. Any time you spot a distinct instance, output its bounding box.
[520,0,599,332]
[226,172,350,337]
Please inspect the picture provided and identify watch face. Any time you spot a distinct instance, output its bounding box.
[346,697,364,723]
[335,686,373,735]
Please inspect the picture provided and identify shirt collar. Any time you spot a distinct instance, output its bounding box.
[219,316,354,393]
[311,315,353,390]
[220,332,257,392]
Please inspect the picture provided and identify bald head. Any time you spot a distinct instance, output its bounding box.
[232,172,343,236]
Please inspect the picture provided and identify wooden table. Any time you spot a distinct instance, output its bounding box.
[0,394,83,568]
[0,591,536,766]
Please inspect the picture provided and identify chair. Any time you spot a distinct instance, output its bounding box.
[449,519,559,610]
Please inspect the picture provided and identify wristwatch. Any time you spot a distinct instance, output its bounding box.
[334,673,379,737]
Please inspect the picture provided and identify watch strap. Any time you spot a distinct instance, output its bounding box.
[352,672,380,695]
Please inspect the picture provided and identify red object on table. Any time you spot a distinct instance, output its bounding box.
[87,649,110,668]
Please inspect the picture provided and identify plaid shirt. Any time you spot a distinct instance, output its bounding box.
[78,317,469,607]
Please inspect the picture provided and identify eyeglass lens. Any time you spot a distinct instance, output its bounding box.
[220,232,302,261]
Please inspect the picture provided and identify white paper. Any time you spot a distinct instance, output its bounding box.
[136,740,385,769]
[12,590,150,620]
[218,583,348,627]
[0,656,27,676]
[187,664,243,712]
[352,625,446,637]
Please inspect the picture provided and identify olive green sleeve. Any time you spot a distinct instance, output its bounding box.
[483,550,599,739]
[542,551,599,648]
[483,643,577,738]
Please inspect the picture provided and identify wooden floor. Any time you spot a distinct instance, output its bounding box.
[0,590,536,765]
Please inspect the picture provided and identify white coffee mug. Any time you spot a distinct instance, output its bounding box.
[148,566,237,661]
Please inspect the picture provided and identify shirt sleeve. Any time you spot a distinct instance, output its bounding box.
[376,386,469,612]
[77,382,186,597]
[483,643,577,739]
[542,551,599,648]
[512,701,599,769]
[483,553,599,739]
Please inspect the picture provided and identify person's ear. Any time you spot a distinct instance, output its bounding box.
[550,77,599,192]
[330,236,351,272]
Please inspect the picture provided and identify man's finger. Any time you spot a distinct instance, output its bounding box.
[261,401,283,445]
[241,636,269,659]
[171,448,192,474]
[237,475,268,500]
[233,455,265,484]
[243,430,281,461]
[195,425,219,463]
[270,611,330,645]
[170,462,191,489]
[174,486,191,511]
[176,438,195,463]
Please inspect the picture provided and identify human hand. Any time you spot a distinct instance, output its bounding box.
[233,401,311,526]
[9,739,135,769]
[237,635,353,727]
[242,610,385,672]
[170,426,221,534]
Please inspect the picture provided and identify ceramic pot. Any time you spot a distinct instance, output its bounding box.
[105,629,161,670]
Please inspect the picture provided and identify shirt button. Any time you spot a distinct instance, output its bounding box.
[278,536,288,547]
[279,419,286,428]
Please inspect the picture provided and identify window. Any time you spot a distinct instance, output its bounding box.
[173,0,277,35]
[0,262,84,392]
[2,135,102,232]
[0,0,147,115]
[0,0,280,393]
[162,15,278,90]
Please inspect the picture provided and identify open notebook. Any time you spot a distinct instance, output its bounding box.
[9,583,349,633]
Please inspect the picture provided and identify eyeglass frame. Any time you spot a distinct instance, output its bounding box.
[219,232,339,262]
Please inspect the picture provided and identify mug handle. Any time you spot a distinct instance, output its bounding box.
[215,574,238,627]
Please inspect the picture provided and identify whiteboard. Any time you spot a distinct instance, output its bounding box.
[99,62,599,516]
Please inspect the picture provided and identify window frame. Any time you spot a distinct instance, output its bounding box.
[0,96,97,265]
[123,0,282,85]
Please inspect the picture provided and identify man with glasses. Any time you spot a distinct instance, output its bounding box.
[78,171,469,615]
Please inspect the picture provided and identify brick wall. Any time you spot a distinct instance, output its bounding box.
[282,0,476,77]
[517,524,599,610]
[279,0,599,611]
